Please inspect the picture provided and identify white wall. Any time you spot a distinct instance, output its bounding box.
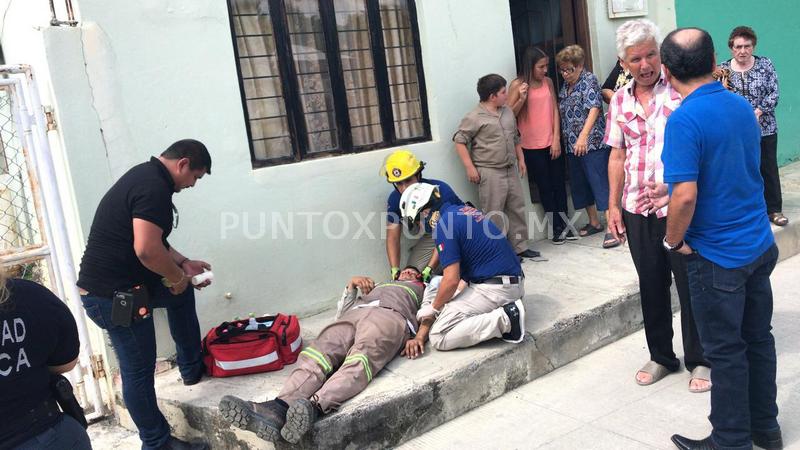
[587,0,677,86]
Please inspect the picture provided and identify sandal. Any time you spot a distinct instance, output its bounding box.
[769,212,789,227]
[579,223,603,237]
[689,366,712,393]
[635,361,672,386]
[602,232,621,249]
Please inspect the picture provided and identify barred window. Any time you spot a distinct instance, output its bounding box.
[228,0,430,167]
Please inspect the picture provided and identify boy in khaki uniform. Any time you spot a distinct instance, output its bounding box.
[454,73,540,259]
[218,267,432,445]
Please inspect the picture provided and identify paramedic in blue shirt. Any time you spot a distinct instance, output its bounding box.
[382,149,463,282]
[399,183,525,350]
[658,28,781,450]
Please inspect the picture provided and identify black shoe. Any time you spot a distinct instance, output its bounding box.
[160,436,209,450]
[753,428,783,449]
[281,398,321,444]
[671,434,718,450]
[552,229,566,245]
[182,370,204,387]
[564,229,579,240]
[219,395,288,443]
[517,249,541,259]
[501,299,526,343]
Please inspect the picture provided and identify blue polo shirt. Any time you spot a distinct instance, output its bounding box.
[433,203,522,281]
[662,81,773,269]
[386,178,462,224]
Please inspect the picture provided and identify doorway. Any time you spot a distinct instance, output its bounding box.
[509,0,592,92]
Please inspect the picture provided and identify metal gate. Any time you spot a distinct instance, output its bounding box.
[0,65,107,419]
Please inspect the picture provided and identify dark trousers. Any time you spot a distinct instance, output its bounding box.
[12,415,91,450]
[760,134,782,215]
[81,285,204,450]
[523,148,568,233]
[622,211,707,372]
[686,244,779,450]
[567,147,611,211]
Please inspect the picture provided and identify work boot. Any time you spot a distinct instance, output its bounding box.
[281,398,322,444]
[218,395,287,443]
[501,299,526,343]
[160,436,209,450]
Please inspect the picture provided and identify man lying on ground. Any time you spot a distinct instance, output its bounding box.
[218,266,435,444]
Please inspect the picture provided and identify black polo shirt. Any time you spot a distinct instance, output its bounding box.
[77,157,175,297]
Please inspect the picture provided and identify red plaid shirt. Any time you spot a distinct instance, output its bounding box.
[604,74,681,218]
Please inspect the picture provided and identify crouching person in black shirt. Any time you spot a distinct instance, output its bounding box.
[77,139,213,450]
[0,271,92,450]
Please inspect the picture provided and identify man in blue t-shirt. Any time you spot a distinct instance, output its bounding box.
[659,28,781,450]
[382,149,463,282]
[399,183,526,351]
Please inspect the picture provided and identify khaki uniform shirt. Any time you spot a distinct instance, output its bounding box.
[453,104,520,168]
[337,280,424,329]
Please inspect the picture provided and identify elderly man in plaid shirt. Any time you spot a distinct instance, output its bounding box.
[605,19,710,392]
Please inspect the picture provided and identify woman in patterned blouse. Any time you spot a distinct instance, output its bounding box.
[556,45,612,242]
[720,26,787,226]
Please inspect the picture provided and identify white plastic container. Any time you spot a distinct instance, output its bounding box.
[191,271,214,286]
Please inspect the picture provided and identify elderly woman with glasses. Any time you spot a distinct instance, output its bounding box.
[556,44,613,243]
[719,26,786,227]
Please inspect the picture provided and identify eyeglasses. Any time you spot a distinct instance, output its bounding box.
[559,67,576,75]
[732,44,753,51]
[172,204,180,229]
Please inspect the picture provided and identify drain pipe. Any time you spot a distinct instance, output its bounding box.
[1,64,106,418]
[49,0,79,27]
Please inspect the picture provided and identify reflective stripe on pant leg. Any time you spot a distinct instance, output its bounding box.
[342,353,372,382]
[300,347,332,374]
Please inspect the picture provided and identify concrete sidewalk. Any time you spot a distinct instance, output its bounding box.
[104,162,800,449]
[401,253,800,450]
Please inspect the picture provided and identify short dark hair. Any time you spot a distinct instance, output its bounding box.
[402,265,421,275]
[728,26,757,49]
[161,139,212,174]
[477,74,507,102]
[660,28,716,83]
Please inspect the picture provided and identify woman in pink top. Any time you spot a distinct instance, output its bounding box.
[508,46,572,244]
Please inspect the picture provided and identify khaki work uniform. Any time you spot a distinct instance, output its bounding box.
[453,104,530,253]
[422,276,525,351]
[277,281,424,413]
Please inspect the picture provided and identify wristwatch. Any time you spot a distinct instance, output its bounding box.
[662,237,684,252]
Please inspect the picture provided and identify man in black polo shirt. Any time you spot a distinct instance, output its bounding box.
[78,139,212,450]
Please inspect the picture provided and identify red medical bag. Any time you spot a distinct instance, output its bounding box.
[202,313,303,377]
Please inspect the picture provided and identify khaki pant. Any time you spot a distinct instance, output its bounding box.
[277,307,407,412]
[476,165,530,253]
[407,233,441,274]
[429,281,524,351]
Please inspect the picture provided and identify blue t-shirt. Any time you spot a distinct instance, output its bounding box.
[386,178,463,224]
[433,203,522,281]
[662,81,773,269]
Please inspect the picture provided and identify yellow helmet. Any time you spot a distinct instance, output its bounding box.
[380,149,425,183]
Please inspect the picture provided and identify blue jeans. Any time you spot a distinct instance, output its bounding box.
[567,147,610,211]
[13,415,91,450]
[81,284,203,450]
[686,244,780,450]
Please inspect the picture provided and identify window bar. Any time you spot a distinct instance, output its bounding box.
[271,0,309,161]
[406,0,431,140]
[367,0,396,143]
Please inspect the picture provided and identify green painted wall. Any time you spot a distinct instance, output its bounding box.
[675,0,800,166]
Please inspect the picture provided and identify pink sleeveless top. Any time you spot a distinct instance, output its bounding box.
[518,81,554,149]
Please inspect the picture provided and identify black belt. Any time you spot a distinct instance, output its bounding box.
[472,276,522,285]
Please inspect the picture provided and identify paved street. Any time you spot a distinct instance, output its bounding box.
[401,254,800,449]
